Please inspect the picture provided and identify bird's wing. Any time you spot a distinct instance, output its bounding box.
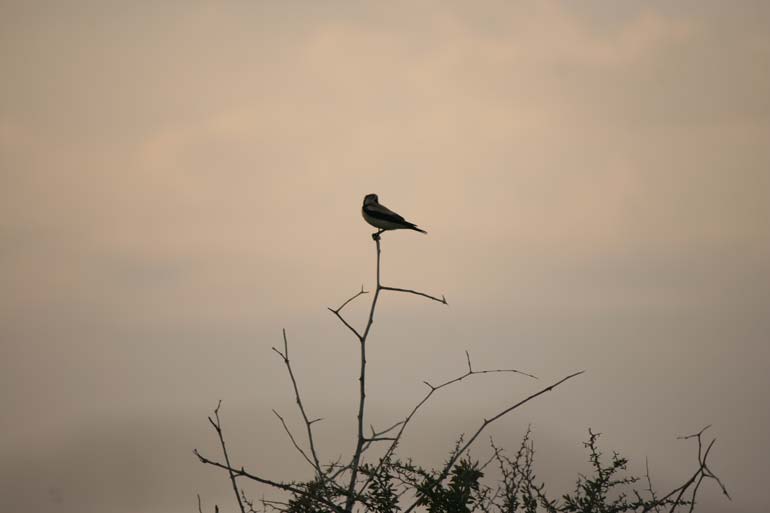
[365,202,406,223]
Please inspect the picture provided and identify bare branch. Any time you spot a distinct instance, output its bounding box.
[652,425,731,513]
[206,401,247,513]
[272,409,315,470]
[677,424,712,442]
[479,437,503,472]
[380,285,448,305]
[241,492,287,513]
[463,351,538,380]
[644,457,662,513]
[365,436,398,442]
[271,330,323,478]
[370,420,404,439]
[333,285,369,313]
[327,287,368,340]
[193,449,346,513]
[327,308,363,340]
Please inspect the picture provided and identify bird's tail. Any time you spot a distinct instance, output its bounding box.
[410,225,427,234]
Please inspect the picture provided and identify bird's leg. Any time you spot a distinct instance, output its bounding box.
[372,229,384,241]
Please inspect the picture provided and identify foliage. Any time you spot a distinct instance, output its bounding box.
[274,428,720,513]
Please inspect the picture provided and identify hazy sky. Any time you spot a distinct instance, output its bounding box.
[1,2,768,512]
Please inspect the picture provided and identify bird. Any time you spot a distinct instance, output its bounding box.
[362,194,427,235]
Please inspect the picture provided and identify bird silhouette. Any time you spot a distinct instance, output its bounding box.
[361,194,427,236]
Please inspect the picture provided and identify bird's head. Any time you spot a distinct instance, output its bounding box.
[363,193,379,206]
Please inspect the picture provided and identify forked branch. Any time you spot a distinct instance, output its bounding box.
[328,286,369,341]
[653,425,730,513]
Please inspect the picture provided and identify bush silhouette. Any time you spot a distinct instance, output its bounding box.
[195,232,729,513]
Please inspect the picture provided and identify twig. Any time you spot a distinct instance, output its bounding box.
[335,285,369,312]
[206,401,247,513]
[272,409,316,470]
[327,308,363,340]
[479,438,503,472]
[380,285,448,305]
[242,492,289,513]
[193,449,346,513]
[327,287,369,340]
[644,457,662,513]
[271,330,323,478]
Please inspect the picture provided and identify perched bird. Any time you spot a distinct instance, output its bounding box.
[362,194,427,234]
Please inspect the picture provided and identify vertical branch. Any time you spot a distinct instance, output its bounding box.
[344,234,383,512]
[208,401,246,513]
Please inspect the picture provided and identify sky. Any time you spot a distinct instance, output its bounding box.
[1,1,769,512]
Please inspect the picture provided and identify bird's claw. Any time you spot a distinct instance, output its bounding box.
[372,232,381,241]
